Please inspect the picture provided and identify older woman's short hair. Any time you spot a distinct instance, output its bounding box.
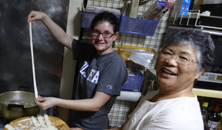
[162,29,215,72]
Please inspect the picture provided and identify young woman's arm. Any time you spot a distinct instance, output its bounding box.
[27,11,73,50]
[34,91,112,111]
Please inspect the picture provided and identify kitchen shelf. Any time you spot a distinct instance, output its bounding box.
[192,88,222,99]
[171,9,222,30]
[119,16,159,36]
[81,11,159,36]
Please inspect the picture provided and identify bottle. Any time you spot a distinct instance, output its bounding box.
[208,98,215,113]
[207,103,220,130]
[201,101,209,129]
[217,110,222,130]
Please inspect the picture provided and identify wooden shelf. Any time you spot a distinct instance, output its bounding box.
[192,88,222,99]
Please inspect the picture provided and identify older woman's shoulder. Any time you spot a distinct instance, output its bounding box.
[143,90,159,100]
[149,109,203,130]
[136,90,159,106]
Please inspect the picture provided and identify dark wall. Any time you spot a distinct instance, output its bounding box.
[0,0,69,97]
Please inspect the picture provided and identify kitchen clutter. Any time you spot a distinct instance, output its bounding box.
[128,51,155,68]
[81,0,174,36]
[114,44,157,68]
[172,0,222,29]
[200,10,211,16]
[116,90,141,102]
[199,4,222,17]
[121,68,144,91]
[140,0,174,21]
[198,97,222,130]
[85,5,121,15]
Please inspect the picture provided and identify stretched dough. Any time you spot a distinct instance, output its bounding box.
[31,116,40,127]
[4,124,15,130]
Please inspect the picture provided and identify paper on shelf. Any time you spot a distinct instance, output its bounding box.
[85,5,121,15]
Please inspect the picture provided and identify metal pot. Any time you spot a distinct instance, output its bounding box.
[0,91,40,121]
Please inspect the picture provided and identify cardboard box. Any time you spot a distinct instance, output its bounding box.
[140,0,174,21]
[153,0,174,21]
[179,0,191,15]
[140,0,166,20]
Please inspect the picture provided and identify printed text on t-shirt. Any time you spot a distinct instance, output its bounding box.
[80,61,100,84]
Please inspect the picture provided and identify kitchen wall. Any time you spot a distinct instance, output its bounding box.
[193,0,203,9]
[0,0,71,122]
[0,0,68,97]
[58,0,82,123]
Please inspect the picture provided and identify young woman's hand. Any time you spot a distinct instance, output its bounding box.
[27,11,47,24]
[34,96,57,110]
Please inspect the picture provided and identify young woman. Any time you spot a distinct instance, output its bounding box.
[27,11,127,130]
[108,29,215,130]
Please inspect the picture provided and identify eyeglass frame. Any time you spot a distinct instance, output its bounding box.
[90,30,115,38]
[159,49,198,66]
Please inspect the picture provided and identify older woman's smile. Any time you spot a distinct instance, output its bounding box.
[162,68,177,76]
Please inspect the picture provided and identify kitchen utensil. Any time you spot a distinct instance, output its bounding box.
[0,91,40,121]
[29,22,38,98]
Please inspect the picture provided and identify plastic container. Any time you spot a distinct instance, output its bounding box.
[115,45,157,63]
[81,11,121,28]
[121,70,144,91]
[119,16,159,36]
[199,4,222,17]
[82,11,159,36]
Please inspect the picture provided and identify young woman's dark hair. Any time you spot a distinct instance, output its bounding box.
[90,11,119,33]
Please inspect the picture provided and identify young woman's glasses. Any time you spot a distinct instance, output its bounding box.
[90,30,115,38]
[160,49,197,66]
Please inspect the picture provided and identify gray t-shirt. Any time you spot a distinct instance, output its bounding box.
[68,39,127,130]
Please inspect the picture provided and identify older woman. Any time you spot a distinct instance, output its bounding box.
[109,29,214,130]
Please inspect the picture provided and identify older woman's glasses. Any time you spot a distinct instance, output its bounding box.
[160,49,197,66]
[90,30,115,38]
